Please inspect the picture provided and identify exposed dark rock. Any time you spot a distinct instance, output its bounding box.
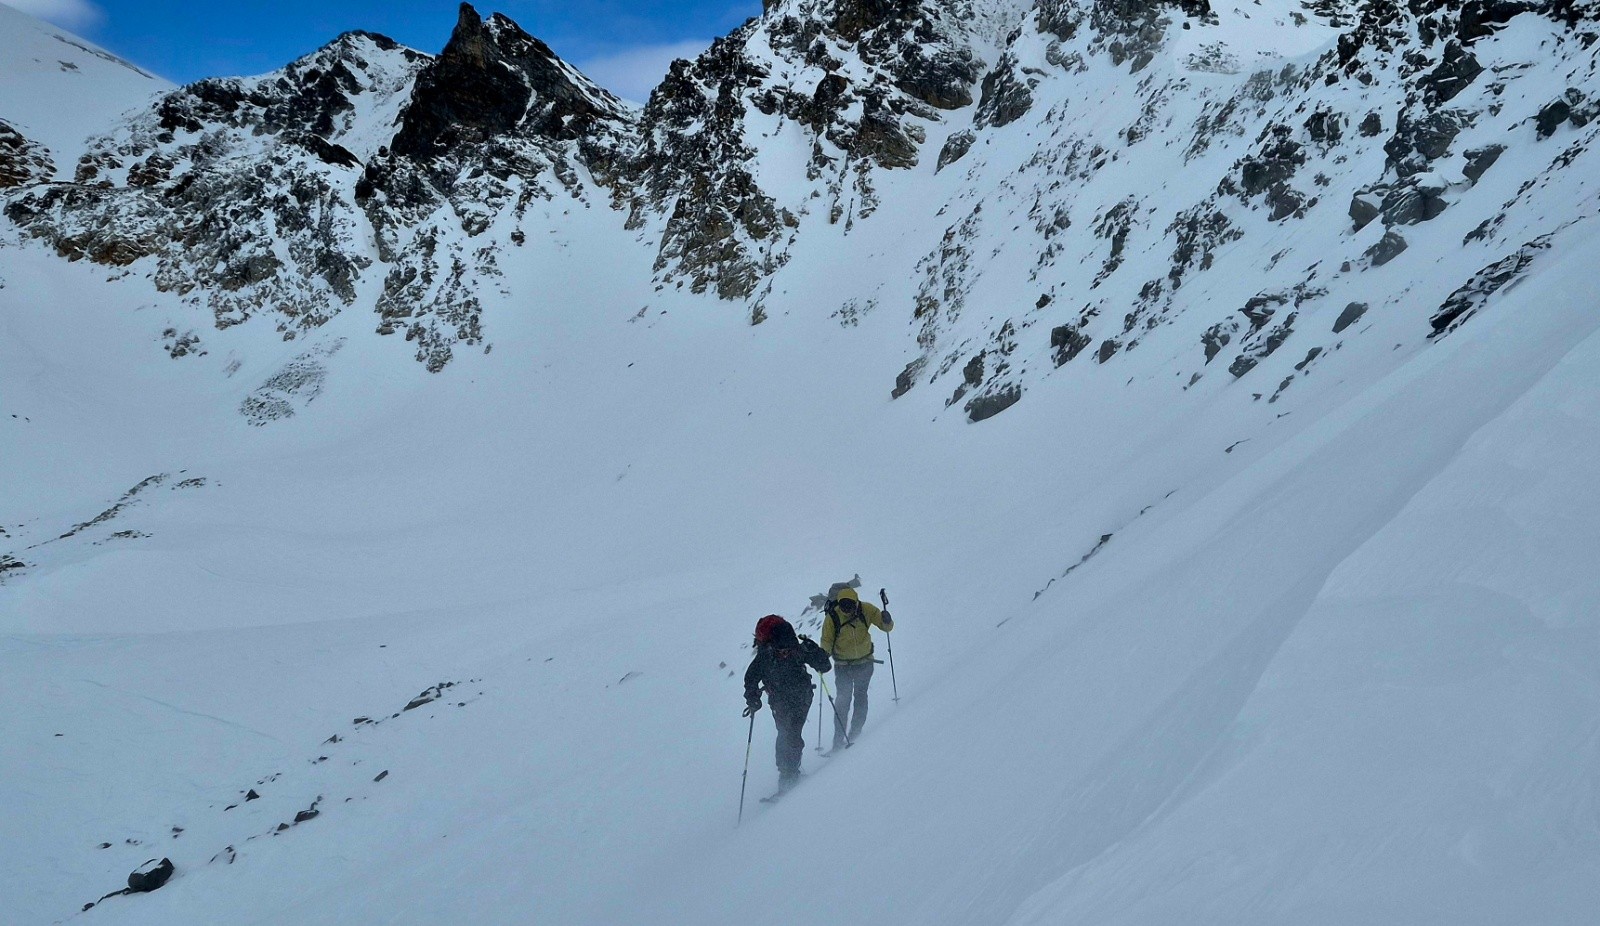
[937,130,976,172]
[1359,112,1384,137]
[833,0,917,43]
[1238,126,1306,195]
[1081,0,1218,73]
[1264,184,1307,222]
[965,385,1021,422]
[1229,312,1296,378]
[1430,235,1552,336]
[1418,42,1483,105]
[891,358,926,399]
[127,858,174,893]
[1094,198,1138,284]
[1537,96,1573,138]
[1380,178,1449,226]
[1463,144,1506,183]
[1385,110,1469,176]
[1304,107,1345,148]
[1202,322,1235,363]
[1097,339,1122,363]
[1333,301,1369,333]
[855,109,921,168]
[1365,229,1409,266]
[404,680,457,711]
[0,120,54,188]
[299,134,361,167]
[1241,293,1287,330]
[1050,324,1092,365]
[390,5,625,164]
[975,54,1035,129]
[1349,188,1383,231]
[1167,206,1242,288]
[963,352,987,387]
[246,789,260,801]
[1459,0,1546,41]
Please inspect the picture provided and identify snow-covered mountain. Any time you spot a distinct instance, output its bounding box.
[0,1,167,187]
[5,1,1600,924]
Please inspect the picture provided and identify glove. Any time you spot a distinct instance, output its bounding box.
[743,700,762,717]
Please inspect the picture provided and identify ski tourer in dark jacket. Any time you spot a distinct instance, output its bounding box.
[743,615,831,792]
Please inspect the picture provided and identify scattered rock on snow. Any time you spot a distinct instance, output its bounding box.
[1333,302,1369,333]
[128,857,175,893]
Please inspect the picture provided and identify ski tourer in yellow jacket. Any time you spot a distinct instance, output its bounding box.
[821,586,893,749]
[821,586,893,665]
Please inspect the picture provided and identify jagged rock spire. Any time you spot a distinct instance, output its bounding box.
[390,3,626,161]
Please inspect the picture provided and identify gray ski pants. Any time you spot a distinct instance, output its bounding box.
[831,661,874,746]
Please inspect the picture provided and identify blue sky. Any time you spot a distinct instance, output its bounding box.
[7,0,760,101]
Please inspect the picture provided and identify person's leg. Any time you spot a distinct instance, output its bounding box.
[831,665,857,748]
[848,663,875,739]
[773,698,807,787]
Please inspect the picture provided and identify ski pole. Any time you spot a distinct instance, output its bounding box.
[815,670,824,752]
[881,587,900,703]
[737,711,755,826]
[818,671,852,750]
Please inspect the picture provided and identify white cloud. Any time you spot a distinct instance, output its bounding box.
[578,39,713,106]
[3,0,105,31]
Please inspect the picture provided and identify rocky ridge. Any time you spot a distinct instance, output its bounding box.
[3,0,1600,423]
[886,0,1600,418]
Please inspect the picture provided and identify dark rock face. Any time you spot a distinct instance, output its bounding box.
[0,121,53,188]
[153,32,413,140]
[1080,0,1218,72]
[7,0,1600,404]
[1430,235,1553,336]
[619,0,982,301]
[891,358,926,399]
[1459,0,1547,41]
[965,384,1022,422]
[7,31,425,341]
[625,36,793,301]
[1463,144,1506,182]
[1365,230,1409,266]
[1537,96,1574,138]
[389,5,625,164]
[976,53,1036,129]
[127,858,174,893]
[1418,42,1483,105]
[1380,178,1449,226]
[938,130,977,171]
[1384,111,1469,176]
[1051,324,1093,365]
[1349,189,1383,231]
[1233,122,1312,221]
[1333,301,1369,333]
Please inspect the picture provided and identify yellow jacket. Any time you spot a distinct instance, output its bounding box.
[821,587,893,665]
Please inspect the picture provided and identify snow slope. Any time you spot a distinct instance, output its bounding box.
[5,2,1600,924]
[0,2,168,178]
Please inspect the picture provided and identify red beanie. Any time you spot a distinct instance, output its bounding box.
[754,615,788,643]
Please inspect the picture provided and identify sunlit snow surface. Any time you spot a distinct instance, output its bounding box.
[5,1,1600,924]
[0,2,169,178]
